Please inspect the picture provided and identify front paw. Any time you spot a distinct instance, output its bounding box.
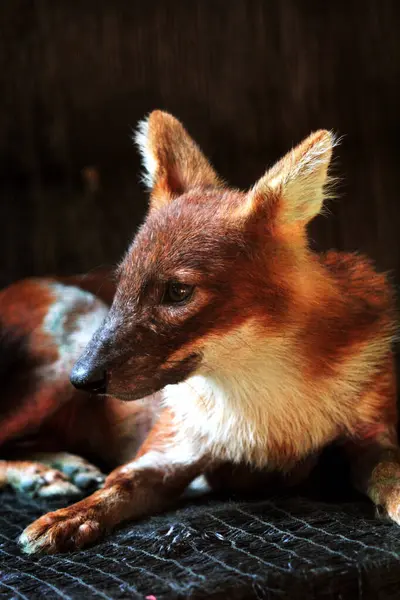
[61,462,105,491]
[19,503,104,554]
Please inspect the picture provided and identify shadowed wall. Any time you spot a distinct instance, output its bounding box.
[0,0,399,287]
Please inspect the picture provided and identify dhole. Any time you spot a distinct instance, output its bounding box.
[4,111,400,554]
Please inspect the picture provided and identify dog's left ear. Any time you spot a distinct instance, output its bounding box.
[135,111,222,210]
[246,130,336,226]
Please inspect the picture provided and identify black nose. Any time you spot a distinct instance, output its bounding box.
[70,363,108,394]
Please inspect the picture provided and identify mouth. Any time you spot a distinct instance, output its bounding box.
[108,352,202,402]
[105,391,149,402]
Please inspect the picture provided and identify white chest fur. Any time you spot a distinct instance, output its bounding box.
[165,327,327,469]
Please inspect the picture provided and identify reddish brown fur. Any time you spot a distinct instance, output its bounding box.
[0,280,58,359]
[0,280,71,445]
[305,252,396,378]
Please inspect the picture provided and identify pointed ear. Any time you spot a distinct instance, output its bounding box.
[134,111,222,210]
[247,130,336,226]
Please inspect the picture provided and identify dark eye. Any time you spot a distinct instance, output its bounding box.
[163,281,194,305]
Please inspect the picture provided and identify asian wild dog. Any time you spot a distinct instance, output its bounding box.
[2,110,399,554]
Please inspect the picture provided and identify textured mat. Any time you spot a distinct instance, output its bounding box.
[1,487,400,600]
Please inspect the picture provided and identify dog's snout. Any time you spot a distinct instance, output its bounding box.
[70,362,108,395]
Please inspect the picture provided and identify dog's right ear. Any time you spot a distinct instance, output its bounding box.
[135,111,222,210]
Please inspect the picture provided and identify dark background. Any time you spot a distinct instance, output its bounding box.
[1,0,399,287]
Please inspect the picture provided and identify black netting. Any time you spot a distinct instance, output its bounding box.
[1,487,400,600]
